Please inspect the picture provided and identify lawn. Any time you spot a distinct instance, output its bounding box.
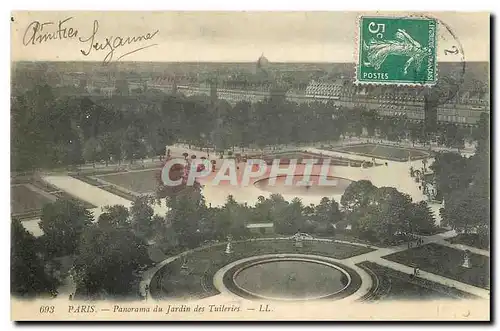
[382,243,490,289]
[11,182,96,219]
[446,234,490,251]
[357,261,479,301]
[255,151,368,167]
[11,184,54,215]
[150,239,374,299]
[97,169,160,194]
[332,144,430,161]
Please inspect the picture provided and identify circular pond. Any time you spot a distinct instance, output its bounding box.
[222,256,361,301]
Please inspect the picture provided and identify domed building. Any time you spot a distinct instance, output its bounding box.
[254,53,271,75]
[256,53,269,69]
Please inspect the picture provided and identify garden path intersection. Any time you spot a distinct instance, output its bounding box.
[34,144,489,302]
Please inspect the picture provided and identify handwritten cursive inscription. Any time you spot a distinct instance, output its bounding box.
[78,20,159,63]
[22,17,159,64]
[23,17,79,45]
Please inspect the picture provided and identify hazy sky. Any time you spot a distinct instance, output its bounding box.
[11,11,489,62]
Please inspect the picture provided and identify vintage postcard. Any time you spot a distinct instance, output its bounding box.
[10,11,490,321]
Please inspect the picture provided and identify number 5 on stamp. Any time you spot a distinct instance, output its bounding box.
[356,16,438,86]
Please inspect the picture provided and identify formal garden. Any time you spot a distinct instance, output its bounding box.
[357,261,479,301]
[446,233,490,250]
[149,239,372,300]
[95,169,161,195]
[10,82,489,302]
[11,184,54,216]
[11,176,96,220]
[383,244,490,289]
[329,143,431,162]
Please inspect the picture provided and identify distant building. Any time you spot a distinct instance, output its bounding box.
[246,223,274,235]
[255,53,270,74]
[305,81,342,101]
[301,80,489,126]
[86,57,488,126]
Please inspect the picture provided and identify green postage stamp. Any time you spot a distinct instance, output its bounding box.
[356,16,437,86]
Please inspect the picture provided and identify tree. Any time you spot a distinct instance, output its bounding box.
[442,123,465,151]
[151,214,179,253]
[11,84,86,170]
[441,187,489,235]
[98,205,130,228]
[274,198,305,235]
[313,197,343,234]
[430,152,472,200]
[73,225,151,298]
[473,112,489,155]
[99,131,123,165]
[122,125,147,163]
[82,137,102,167]
[361,109,379,136]
[357,187,412,242]
[341,180,377,214]
[232,101,253,150]
[469,113,490,199]
[11,220,59,297]
[39,199,93,257]
[409,121,425,146]
[406,201,436,235]
[435,112,490,240]
[130,196,154,238]
[252,195,273,224]
[214,195,249,240]
[167,188,205,248]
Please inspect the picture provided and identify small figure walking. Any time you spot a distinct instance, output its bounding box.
[69,293,73,301]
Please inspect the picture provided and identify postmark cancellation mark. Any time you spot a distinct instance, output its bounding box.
[356,16,437,86]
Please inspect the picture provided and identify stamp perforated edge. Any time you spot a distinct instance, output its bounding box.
[353,14,439,87]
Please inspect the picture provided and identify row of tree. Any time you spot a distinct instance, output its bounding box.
[152,179,437,250]
[433,113,490,239]
[12,83,477,172]
[11,200,151,298]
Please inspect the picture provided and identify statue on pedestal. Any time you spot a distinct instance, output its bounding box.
[462,250,472,269]
[294,233,303,248]
[225,235,233,255]
[180,255,190,275]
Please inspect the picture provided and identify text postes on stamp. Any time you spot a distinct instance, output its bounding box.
[357,16,437,86]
